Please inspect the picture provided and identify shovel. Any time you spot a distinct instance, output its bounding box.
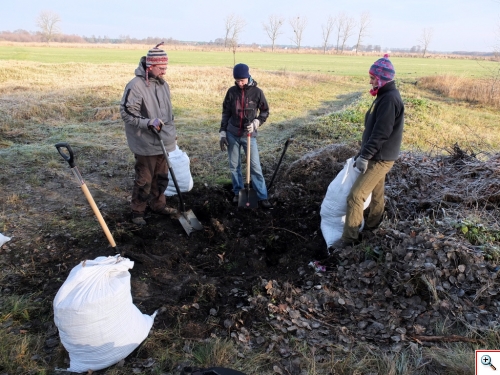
[267,137,294,191]
[238,133,259,208]
[55,142,117,250]
[153,130,203,236]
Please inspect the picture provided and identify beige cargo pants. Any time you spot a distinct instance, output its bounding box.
[342,160,394,241]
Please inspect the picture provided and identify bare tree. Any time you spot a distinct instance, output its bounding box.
[224,14,245,50]
[289,16,307,50]
[321,15,336,54]
[419,27,434,57]
[263,15,284,52]
[334,12,346,53]
[226,16,245,64]
[354,12,371,54]
[495,17,500,58]
[339,16,356,53]
[36,10,61,44]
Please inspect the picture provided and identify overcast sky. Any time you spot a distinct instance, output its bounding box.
[2,0,499,52]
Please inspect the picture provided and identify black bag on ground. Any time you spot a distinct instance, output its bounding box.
[181,367,247,375]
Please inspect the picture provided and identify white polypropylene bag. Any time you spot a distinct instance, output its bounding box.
[320,158,372,248]
[164,145,194,196]
[53,255,156,373]
[0,233,11,247]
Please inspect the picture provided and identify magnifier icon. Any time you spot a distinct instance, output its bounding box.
[481,355,497,370]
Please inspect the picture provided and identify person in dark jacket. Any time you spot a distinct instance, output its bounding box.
[219,63,272,209]
[331,54,404,248]
[120,42,178,225]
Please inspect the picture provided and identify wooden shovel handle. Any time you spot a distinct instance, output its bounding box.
[246,134,251,185]
[81,183,117,248]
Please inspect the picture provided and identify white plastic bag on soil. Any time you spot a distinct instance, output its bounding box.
[0,233,11,247]
[164,145,194,196]
[320,158,372,248]
[53,255,156,373]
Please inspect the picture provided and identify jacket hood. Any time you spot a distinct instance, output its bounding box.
[135,57,147,77]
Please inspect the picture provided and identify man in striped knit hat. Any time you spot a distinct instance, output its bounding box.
[120,42,178,225]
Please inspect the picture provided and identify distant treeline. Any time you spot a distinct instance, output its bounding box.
[0,30,179,45]
[0,29,85,43]
[0,29,495,57]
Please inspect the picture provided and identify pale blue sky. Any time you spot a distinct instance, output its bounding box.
[2,0,499,52]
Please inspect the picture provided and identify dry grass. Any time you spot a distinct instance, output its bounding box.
[0,61,354,125]
[0,60,361,188]
[397,80,500,154]
[418,73,500,108]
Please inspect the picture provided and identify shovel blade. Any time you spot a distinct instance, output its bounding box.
[178,210,203,236]
[238,188,259,208]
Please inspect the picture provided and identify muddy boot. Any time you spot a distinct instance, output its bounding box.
[259,199,272,209]
[329,237,360,250]
[154,205,178,216]
[132,215,146,226]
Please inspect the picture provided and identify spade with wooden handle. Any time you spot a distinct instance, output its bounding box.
[55,142,117,250]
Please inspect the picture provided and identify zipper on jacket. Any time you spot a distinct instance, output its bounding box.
[154,83,161,108]
[238,88,245,137]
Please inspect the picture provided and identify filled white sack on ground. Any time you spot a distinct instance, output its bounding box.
[53,255,156,373]
[320,157,372,248]
[0,233,11,247]
[164,145,194,196]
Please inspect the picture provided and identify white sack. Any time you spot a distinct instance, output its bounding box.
[53,255,156,373]
[164,145,194,196]
[0,233,11,247]
[320,158,372,248]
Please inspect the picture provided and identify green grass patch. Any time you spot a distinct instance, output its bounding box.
[0,46,498,78]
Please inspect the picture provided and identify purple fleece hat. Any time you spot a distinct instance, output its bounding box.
[369,54,395,86]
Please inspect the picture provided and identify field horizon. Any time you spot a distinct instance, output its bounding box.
[0,43,499,79]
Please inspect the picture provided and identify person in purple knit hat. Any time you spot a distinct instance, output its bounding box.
[330,54,405,250]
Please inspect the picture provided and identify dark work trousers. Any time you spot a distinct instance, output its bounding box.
[342,160,394,241]
[131,154,169,216]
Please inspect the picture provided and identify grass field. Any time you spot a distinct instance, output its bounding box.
[0,45,500,374]
[0,44,498,79]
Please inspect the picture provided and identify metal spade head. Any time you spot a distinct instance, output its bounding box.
[238,187,259,209]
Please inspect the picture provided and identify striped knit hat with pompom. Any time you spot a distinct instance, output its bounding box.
[145,42,168,86]
[146,42,168,67]
[369,54,395,95]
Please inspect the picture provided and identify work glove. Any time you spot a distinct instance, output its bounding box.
[246,119,260,134]
[219,131,229,151]
[148,118,164,132]
[355,156,369,174]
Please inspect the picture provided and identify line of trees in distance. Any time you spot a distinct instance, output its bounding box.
[0,10,497,58]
